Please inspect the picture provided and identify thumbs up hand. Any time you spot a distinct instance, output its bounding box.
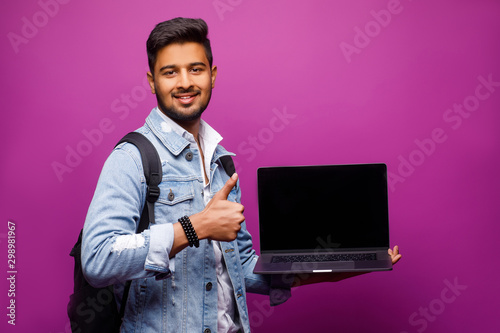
[190,173,245,242]
[211,172,239,202]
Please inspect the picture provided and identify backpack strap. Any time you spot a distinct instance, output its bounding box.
[116,132,162,230]
[115,132,162,322]
[219,155,236,177]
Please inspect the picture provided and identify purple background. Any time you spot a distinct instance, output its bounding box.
[1,0,499,332]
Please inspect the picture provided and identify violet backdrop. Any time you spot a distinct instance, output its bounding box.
[1,0,499,332]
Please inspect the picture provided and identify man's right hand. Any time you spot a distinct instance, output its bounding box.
[190,173,245,242]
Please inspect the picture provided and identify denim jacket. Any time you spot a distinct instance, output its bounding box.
[82,109,290,333]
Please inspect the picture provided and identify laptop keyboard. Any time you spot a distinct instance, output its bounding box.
[271,253,377,263]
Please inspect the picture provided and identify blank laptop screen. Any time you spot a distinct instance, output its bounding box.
[257,164,389,253]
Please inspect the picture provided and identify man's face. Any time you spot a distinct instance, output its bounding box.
[147,42,217,122]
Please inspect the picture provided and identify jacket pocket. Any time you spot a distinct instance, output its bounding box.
[155,180,194,224]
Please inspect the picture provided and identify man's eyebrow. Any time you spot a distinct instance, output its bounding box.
[159,64,176,72]
[190,62,207,67]
[158,62,207,73]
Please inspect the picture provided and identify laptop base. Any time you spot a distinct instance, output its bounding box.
[253,251,392,274]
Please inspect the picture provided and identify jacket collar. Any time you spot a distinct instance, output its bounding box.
[145,108,235,162]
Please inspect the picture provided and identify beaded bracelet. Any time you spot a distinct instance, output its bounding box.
[178,215,199,248]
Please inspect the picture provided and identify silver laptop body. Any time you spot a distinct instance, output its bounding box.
[253,163,392,274]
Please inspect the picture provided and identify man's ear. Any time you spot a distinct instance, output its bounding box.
[147,71,156,94]
[211,66,217,89]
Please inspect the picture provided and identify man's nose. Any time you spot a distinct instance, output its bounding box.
[177,70,192,90]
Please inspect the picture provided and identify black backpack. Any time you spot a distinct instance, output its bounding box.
[67,131,235,333]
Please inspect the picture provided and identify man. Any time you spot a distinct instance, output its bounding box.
[82,17,401,333]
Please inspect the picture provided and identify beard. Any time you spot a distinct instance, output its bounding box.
[156,87,212,122]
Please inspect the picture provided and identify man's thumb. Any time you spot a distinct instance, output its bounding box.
[214,173,238,200]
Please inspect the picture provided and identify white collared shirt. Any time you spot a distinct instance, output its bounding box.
[156,109,241,332]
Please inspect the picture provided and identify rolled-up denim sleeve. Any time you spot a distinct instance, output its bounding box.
[82,144,175,287]
[145,223,175,278]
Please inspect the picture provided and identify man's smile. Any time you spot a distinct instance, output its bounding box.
[173,91,200,105]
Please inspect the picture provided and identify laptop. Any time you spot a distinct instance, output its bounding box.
[253,163,392,274]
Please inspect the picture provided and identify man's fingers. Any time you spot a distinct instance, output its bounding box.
[213,173,238,200]
[392,254,402,264]
[388,245,399,255]
[389,245,401,265]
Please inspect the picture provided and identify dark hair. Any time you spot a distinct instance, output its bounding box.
[146,17,213,74]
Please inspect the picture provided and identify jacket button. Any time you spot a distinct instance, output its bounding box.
[206,282,212,291]
[204,329,211,333]
[168,189,174,201]
[185,151,193,161]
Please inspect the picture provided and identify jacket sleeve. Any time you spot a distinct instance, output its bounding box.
[232,180,292,306]
[82,143,174,287]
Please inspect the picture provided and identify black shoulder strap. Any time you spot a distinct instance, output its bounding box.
[116,132,162,230]
[115,132,162,321]
[219,155,236,177]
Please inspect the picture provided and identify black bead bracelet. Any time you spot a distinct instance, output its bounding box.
[178,215,199,248]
